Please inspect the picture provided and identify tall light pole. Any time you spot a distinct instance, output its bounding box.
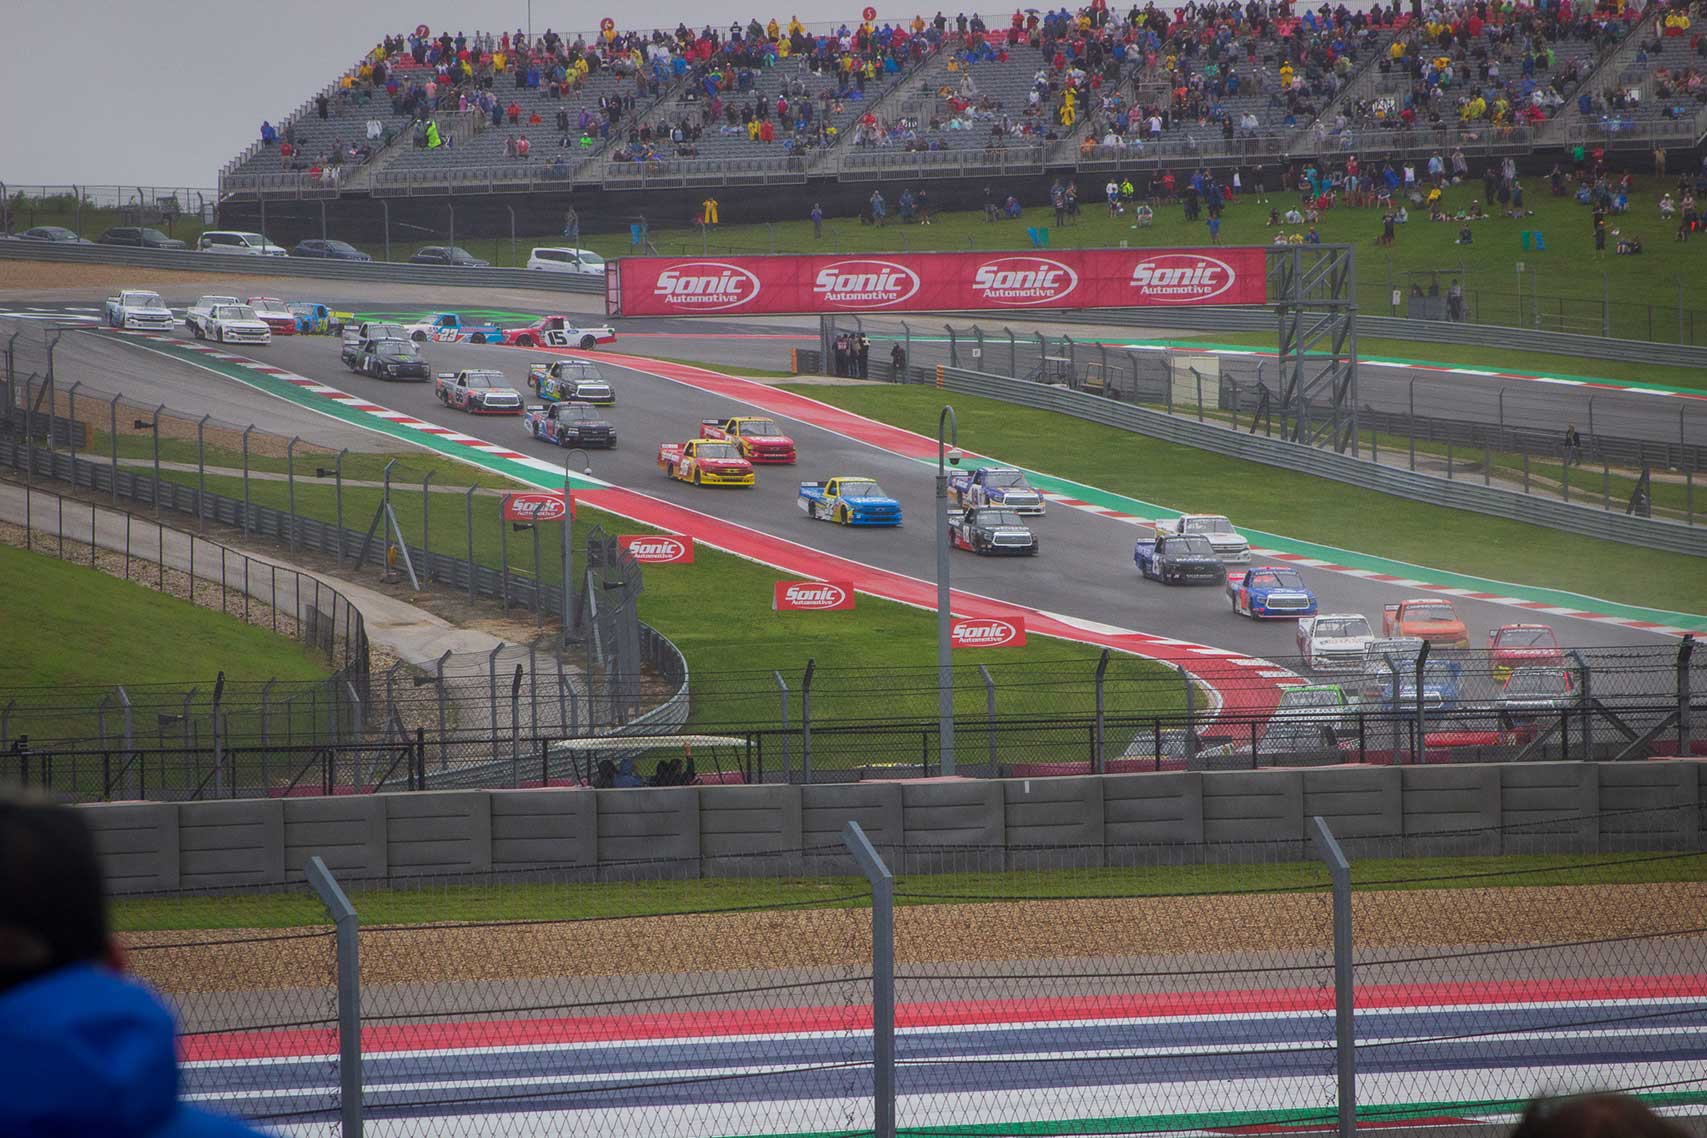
[562,448,591,644]
[937,405,958,777]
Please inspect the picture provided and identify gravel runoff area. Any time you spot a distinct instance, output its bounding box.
[127,881,1707,997]
[0,262,301,294]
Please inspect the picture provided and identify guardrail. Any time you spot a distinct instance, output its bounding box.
[0,240,605,294]
[916,362,1707,556]
[1039,306,1707,371]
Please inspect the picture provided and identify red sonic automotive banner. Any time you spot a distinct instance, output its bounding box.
[610,249,1267,317]
[501,492,567,523]
[774,580,857,611]
[950,616,1027,648]
[619,535,695,564]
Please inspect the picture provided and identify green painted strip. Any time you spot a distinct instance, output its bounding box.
[707,1090,1707,1138]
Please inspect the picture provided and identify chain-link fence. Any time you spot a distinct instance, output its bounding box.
[810,314,1705,523]
[11,639,1698,800]
[140,808,1706,1138]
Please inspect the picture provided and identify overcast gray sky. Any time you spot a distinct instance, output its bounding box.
[1,0,878,190]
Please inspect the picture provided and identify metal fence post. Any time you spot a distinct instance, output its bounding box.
[1093,649,1110,773]
[1679,634,1696,758]
[436,650,450,772]
[304,856,362,1138]
[1413,643,1430,761]
[978,664,996,771]
[1308,816,1354,1138]
[241,426,254,537]
[801,658,815,784]
[1177,664,1197,766]
[195,414,210,534]
[488,644,502,761]
[286,436,300,554]
[774,670,791,782]
[108,393,121,507]
[841,822,895,1138]
[510,664,523,786]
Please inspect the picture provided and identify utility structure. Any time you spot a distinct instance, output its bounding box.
[1271,243,1360,455]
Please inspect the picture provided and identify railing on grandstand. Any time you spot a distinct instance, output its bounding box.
[838,143,1045,177]
[601,154,812,187]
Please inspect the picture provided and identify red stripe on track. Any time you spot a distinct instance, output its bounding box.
[180,975,1707,1062]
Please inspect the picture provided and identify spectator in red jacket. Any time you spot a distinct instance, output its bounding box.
[516,133,531,158]
[507,100,522,124]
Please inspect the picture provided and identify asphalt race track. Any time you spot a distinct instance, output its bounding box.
[180,979,1707,1137]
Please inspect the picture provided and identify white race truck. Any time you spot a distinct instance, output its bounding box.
[1154,514,1251,564]
[199,304,272,345]
[184,295,242,338]
[103,289,176,332]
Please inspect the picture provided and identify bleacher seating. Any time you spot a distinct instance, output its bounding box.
[221,1,1707,198]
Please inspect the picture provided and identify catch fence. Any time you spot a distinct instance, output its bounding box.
[9,641,1701,801]
[123,808,1707,1138]
[812,315,1706,527]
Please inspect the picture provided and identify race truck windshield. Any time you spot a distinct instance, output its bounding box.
[376,342,418,359]
[1496,627,1554,646]
[980,510,1024,526]
[985,470,1025,487]
[1183,517,1232,534]
[465,372,506,387]
[1316,617,1370,638]
[560,404,597,419]
[130,293,165,308]
[739,420,782,436]
[1407,603,1457,622]
[1250,571,1304,589]
[843,481,887,498]
[698,444,739,459]
[1175,536,1217,557]
[1508,669,1568,695]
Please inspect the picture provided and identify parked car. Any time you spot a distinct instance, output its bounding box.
[197,230,287,256]
[526,246,607,275]
[292,238,371,261]
[16,226,90,244]
[409,246,490,268]
[96,227,186,250]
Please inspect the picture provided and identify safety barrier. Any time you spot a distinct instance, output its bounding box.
[0,240,605,294]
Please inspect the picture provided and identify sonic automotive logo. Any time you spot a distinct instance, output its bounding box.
[650,261,762,312]
[1129,253,1238,304]
[773,580,856,611]
[618,535,694,564]
[501,492,566,523]
[950,616,1027,648]
[812,259,921,309]
[971,256,1080,306]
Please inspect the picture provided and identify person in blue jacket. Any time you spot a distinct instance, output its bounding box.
[0,795,269,1138]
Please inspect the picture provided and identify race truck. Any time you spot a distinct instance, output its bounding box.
[342,320,406,349]
[183,295,242,337]
[1382,598,1470,649]
[527,359,614,404]
[525,401,615,448]
[103,289,177,332]
[1134,533,1227,585]
[246,296,296,335]
[499,315,617,349]
[1368,659,1464,713]
[405,312,504,343]
[1295,613,1375,672]
[354,339,428,380]
[286,301,349,334]
[798,477,902,526]
[1498,666,1575,723]
[658,439,755,486]
[199,303,272,345]
[1349,637,1425,705]
[699,416,797,463]
[1226,565,1317,619]
[946,466,1045,514]
[949,506,1038,555]
[434,369,523,413]
[1488,623,1563,680]
[1154,514,1251,564]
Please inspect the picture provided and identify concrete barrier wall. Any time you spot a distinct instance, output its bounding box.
[84,761,1706,893]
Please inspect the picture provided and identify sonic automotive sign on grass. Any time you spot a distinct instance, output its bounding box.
[610,250,1267,316]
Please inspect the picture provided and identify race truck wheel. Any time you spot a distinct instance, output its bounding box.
[191,322,204,340]
[665,464,677,480]
[412,331,427,342]
[515,335,536,347]
[692,470,703,486]
[837,505,850,525]
[469,333,487,344]
[579,335,597,349]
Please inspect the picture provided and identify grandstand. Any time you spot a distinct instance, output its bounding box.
[215,0,1707,234]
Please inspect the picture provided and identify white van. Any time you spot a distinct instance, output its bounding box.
[527,246,606,275]
[198,230,288,256]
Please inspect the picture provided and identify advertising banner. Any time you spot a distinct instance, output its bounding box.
[950,616,1027,648]
[610,249,1267,317]
[773,580,857,611]
[619,535,695,564]
[501,492,566,523]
